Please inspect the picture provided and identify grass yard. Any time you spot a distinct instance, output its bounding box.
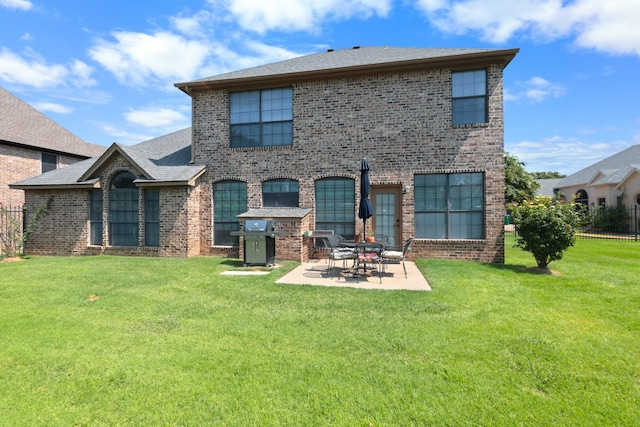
[0,239,638,426]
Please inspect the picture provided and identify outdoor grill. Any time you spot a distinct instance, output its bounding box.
[231,219,277,266]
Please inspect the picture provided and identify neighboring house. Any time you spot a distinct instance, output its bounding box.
[554,145,640,208]
[1,86,106,206]
[12,46,518,263]
[536,178,562,198]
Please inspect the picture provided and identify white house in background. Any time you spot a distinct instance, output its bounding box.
[554,145,640,207]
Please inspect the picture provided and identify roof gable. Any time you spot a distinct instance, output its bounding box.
[0,86,106,158]
[11,128,205,189]
[558,145,640,188]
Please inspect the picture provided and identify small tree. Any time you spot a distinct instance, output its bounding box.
[511,196,580,269]
[505,153,540,207]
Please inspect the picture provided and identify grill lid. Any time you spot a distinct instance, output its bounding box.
[244,219,274,232]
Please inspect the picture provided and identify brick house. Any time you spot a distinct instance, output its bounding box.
[12,46,518,263]
[1,86,106,206]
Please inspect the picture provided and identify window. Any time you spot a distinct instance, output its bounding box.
[263,179,299,207]
[575,189,588,207]
[213,180,247,246]
[315,178,355,238]
[41,153,58,173]
[144,190,159,247]
[109,172,139,246]
[230,88,293,148]
[452,69,487,125]
[415,172,484,239]
[89,190,103,245]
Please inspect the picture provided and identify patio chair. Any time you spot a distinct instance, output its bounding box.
[326,235,356,278]
[380,237,414,278]
[354,241,384,284]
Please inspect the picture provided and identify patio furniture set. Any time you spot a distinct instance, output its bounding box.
[325,235,414,283]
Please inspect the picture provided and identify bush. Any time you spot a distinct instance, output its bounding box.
[589,204,629,233]
[511,196,580,269]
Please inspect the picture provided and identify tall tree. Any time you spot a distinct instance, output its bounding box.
[505,153,539,206]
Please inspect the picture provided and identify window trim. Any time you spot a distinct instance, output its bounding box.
[108,171,139,247]
[414,172,485,240]
[213,180,247,246]
[452,69,487,126]
[89,190,103,246]
[262,178,299,207]
[314,177,356,239]
[41,152,58,173]
[229,87,293,148]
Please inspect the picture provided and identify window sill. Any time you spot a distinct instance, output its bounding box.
[451,122,489,129]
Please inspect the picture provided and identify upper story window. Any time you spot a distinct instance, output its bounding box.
[41,152,58,173]
[452,69,487,125]
[230,88,293,148]
[262,179,299,207]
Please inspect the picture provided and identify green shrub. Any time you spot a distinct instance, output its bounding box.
[511,196,580,269]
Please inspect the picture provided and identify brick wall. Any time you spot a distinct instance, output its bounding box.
[1,143,84,206]
[191,64,506,263]
[20,63,507,264]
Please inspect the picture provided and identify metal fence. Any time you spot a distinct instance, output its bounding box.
[506,205,639,241]
[0,205,25,256]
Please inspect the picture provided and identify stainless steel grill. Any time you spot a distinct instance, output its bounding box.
[231,220,277,266]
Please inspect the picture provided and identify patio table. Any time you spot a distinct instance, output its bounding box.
[351,241,384,281]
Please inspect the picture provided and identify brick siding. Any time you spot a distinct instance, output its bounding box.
[21,62,506,264]
[1,143,82,206]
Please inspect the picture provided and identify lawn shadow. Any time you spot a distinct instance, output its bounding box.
[487,263,562,276]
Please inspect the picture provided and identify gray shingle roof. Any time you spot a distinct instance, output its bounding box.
[11,127,205,188]
[0,86,106,158]
[558,145,640,188]
[176,46,518,88]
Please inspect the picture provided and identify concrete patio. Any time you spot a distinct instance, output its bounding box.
[276,258,430,291]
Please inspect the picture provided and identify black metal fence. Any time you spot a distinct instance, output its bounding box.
[506,205,639,241]
[0,205,25,256]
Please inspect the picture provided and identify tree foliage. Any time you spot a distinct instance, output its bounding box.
[531,171,566,179]
[511,196,580,269]
[505,153,539,206]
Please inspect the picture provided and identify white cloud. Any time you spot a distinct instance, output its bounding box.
[223,0,392,33]
[32,102,73,114]
[124,107,188,128]
[98,123,156,146]
[88,31,211,87]
[0,48,68,88]
[414,0,640,56]
[0,0,32,10]
[507,137,632,174]
[505,76,566,103]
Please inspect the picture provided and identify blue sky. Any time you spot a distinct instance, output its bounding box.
[1,0,639,175]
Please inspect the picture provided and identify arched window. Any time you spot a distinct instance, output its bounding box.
[315,177,355,238]
[262,179,299,207]
[109,172,138,246]
[575,189,589,207]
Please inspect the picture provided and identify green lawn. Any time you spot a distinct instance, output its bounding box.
[1,239,638,426]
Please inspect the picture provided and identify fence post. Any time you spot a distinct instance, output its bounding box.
[633,204,640,242]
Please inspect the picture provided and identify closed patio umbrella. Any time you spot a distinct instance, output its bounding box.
[358,158,374,240]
